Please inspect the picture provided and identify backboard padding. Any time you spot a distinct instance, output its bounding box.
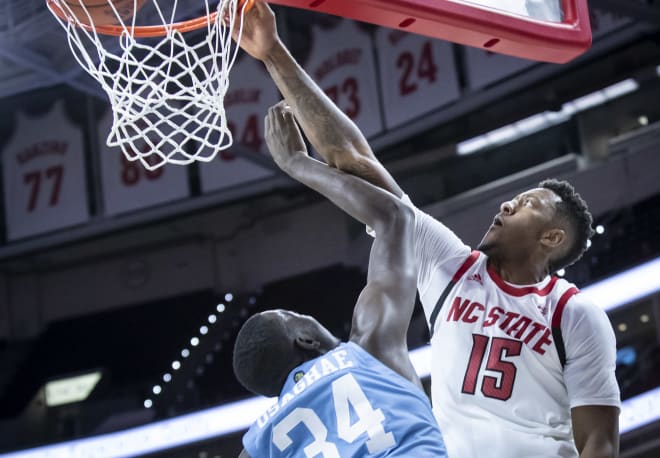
[268,0,591,63]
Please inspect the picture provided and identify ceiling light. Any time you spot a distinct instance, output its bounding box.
[44,371,102,407]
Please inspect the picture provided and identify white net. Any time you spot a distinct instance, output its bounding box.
[47,0,248,170]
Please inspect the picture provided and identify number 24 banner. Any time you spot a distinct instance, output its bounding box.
[2,101,90,240]
[375,29,460,129]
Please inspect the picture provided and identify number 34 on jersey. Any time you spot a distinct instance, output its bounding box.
[272,373,395,457]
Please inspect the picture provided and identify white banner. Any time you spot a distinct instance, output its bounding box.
[464,46,537,90]
[305,21,384,139]
[2,101,89,240]
[589,6,633,40]
[199,56,279,193]
[97,111,190,217]
[376,29,460,129]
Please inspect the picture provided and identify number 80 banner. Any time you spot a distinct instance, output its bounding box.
[2,102,90,240]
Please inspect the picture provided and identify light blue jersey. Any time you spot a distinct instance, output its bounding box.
[243,342,446,457]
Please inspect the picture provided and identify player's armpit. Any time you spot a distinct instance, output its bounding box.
[571,405,619,458]
[238,448,251,458]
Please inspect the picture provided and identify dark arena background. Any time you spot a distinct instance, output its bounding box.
[1,0,660,456]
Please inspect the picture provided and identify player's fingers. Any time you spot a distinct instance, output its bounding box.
[282,109,297,127]
[273,100,288,111]
[255,0,271,17]
[264,106,275,136]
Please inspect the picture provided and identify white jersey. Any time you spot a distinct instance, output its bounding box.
[405,196,620,458]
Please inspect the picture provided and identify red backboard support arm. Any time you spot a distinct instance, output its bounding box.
[267,0,591,63]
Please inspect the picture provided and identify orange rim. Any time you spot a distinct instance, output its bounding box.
[46,0,255,37]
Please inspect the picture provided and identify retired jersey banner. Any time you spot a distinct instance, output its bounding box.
[463,45,537,90]
[2,101,89,240]
[589,6,632,40]
[376,29,460,129]
[305,21,384,139]
[98,110,190,217]
[199,57,279,193]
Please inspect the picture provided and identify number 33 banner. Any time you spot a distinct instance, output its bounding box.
[2,101,89,240]
[375,29,460,129]
[305,21,384,139]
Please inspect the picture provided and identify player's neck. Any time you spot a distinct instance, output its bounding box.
[488,256,549,285]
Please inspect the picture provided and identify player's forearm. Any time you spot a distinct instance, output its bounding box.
[572,405,619,458]
[578,440,618,458]
[285,155,404,232]
[263,41,371,166]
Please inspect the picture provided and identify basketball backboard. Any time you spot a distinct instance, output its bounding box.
[268,0,592,63]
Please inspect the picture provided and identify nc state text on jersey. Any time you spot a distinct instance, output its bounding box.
[446,296,554,355]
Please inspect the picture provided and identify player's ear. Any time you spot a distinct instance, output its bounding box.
[295,335,321,352]
[541,228,566,249]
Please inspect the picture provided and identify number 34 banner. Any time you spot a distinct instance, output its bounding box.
[2,101,90,240]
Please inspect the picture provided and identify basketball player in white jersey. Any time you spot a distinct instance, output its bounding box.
[234,2,620,456]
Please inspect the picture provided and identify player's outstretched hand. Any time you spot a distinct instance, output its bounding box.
[232,0,279,61]
[265,101,308,173]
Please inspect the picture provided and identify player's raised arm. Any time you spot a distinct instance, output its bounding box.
[265,102,405,235]
[235,0,402,196]
[265,102,421,387]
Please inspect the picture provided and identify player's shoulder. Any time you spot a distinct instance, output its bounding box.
[556,284,612,333]
[558,280,599,314]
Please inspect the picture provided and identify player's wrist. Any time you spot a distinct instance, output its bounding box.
[262,39,288,65]
[281,151,307,174]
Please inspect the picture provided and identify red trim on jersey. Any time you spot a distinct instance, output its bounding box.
[453,250,480,282]
[486,264,559,297]
[552,286,580,328]
[428,250,481,338]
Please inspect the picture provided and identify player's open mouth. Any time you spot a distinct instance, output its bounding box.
[492,216,503,227]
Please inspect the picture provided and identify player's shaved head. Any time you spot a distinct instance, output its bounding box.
[233,313,294,397]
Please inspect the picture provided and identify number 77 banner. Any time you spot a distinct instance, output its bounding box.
[2,101,89,240]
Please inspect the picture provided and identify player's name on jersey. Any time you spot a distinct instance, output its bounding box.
[313,48,362,81]
[256,349,356,428]
[447,296,553,355]
[15,140,68,164]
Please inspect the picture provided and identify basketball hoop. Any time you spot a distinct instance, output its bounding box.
[47,0,255,170]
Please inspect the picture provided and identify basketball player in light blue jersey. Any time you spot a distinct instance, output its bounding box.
[232,103,447,457]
